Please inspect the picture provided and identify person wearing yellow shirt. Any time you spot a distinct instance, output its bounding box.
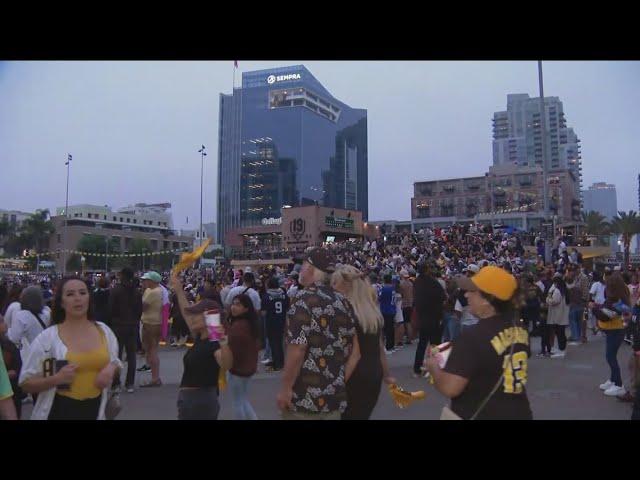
[19,277,122,420]
[592,273,631,398]
[140,272,163,388]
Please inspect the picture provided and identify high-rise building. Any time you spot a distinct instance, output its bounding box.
[582,182,618,220]
[492,94,582,199]
[217,65,368,245]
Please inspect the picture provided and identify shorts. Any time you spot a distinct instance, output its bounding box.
[142,323,162,351]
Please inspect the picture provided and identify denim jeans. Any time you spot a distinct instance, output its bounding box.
[605,329,625,387]
[442,313,460,343]
[569,307,583,341]
[228,373,258,420]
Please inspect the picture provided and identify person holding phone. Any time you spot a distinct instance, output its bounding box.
[170,273,233,420]
[18,276,122,420]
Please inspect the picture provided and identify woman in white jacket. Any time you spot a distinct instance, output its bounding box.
[19,277,122,420]
[546,273,570,359]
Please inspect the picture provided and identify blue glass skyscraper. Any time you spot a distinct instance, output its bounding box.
[217,65,368,244]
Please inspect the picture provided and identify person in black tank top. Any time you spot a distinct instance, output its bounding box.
[332,266,396,420]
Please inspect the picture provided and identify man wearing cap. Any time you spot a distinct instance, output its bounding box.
[139,271,163,387]
[277,247,359,420]
[426,266,532,420]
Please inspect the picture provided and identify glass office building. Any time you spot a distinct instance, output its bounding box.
[217,65,368,244]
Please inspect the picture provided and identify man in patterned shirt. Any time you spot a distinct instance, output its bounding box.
[277,247,360,420]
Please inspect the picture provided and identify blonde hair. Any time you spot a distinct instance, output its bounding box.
[331,265,383,334]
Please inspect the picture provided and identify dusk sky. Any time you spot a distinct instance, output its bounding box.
[1,61,638,231]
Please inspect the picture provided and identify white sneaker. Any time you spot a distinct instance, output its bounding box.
[260,358,272,365]
[385,349,394,356]
[550,348,559,355]
[550,351,566,359]
[604,385,626,397]
[599,380,614,391]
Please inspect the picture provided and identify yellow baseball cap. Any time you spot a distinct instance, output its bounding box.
[456,266,517,301]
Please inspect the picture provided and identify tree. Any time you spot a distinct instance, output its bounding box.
[20,209,56,253]
[128,238,152,271]
[76,235,121,271]
[610,210,640,271]
[582,210,610,236]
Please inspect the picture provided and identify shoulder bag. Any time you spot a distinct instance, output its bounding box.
[440,319,516,421]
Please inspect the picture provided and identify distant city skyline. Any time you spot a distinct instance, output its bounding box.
[0,61,638,230]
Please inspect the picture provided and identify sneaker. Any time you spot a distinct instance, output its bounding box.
[261,358,273,365]
[170,341,179,347]
[395,343,404,349]
[550,351,566,359]
[599,380,614,391]
[385,349,395,356]
[550,348,559,355]
[536,352,550,358]
[125,386,135,394]
[112,386,122,394]
[136,364,151,372]
[604,385,626,397]
[624,337,633,346]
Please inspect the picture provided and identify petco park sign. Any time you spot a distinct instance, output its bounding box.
[267,73,301,84]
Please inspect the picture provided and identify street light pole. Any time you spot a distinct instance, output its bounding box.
[63,154,72,276]
[105,236,109,273]
[537,62,552,264]
[198,145,207,267]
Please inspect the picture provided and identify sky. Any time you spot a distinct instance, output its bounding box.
[0,60,639,231]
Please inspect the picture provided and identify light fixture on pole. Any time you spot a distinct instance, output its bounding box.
[198,145,207,267]
[63,154,72,276]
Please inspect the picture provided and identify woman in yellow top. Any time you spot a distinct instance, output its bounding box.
[20,277,121,420]
[591,273,630,398]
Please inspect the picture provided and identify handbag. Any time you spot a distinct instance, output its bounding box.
[105,391,122,420]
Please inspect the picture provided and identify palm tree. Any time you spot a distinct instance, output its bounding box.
[610,210,640,270]
[20,209,56,253]
[582,210,610,236]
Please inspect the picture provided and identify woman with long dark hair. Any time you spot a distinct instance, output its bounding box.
[18,276,122,420]
[546,273,570,359]
[593,273,631,397]
[226,293,259,420]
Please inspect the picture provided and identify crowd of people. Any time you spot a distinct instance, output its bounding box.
[1,223,639,420]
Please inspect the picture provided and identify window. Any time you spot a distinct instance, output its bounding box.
[57,234,61,243]
[120,217,123,222]
[113,217,117,221]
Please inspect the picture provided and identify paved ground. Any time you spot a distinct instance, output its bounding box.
[22,331,635,420]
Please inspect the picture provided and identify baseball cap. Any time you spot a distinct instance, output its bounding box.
[306,247,336,274]
[456,266,518,301]
[467,264,480,274]
[140,271,162,283]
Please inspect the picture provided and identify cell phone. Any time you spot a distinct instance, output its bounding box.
[55,360,71,391]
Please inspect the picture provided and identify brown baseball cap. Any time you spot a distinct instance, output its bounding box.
[306,247,336,274]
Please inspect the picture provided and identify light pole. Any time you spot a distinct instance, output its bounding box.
[198,145,207,267]
[537,61,552,264]
[62,154,72,276]
[105,236,109,273]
